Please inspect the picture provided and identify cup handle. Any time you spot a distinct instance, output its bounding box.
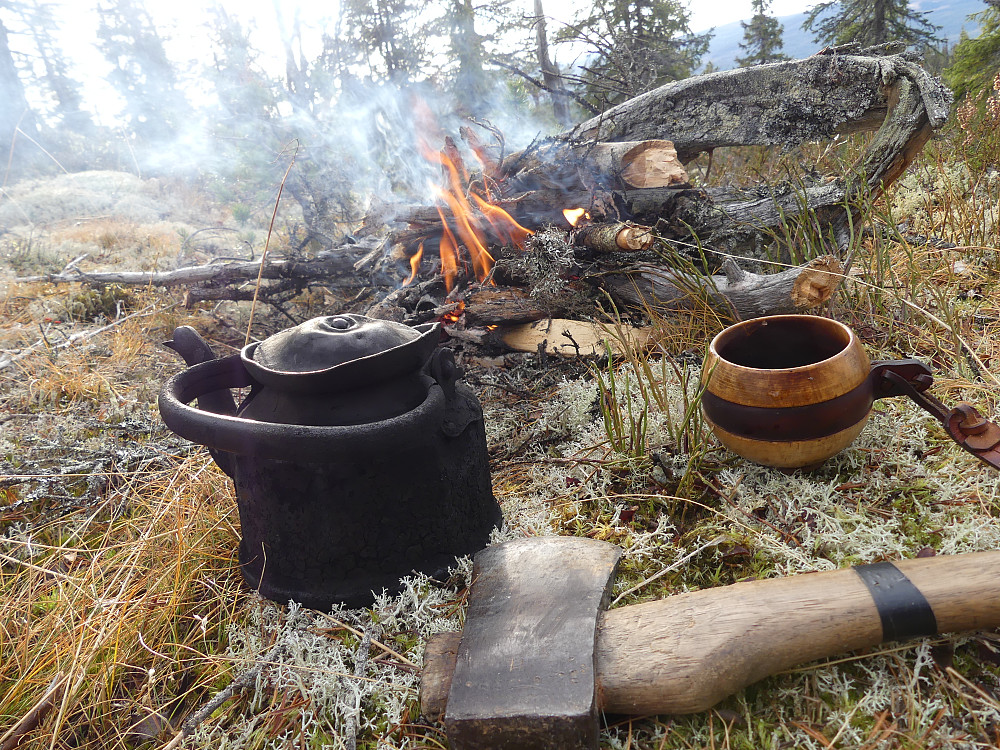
[868,359,1000,471]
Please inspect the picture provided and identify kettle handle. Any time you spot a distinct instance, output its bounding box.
[158,355,257,477]
[159,355,452,463]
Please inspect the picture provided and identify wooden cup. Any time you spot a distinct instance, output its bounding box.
[701,315,874,469]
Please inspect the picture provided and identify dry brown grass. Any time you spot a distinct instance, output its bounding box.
[0,450,246,749]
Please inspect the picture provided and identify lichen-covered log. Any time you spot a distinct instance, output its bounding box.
[567,49,950,163]
[602,255,843,319]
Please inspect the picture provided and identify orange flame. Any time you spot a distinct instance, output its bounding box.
[436,207,460,292]
[416,129,533,292]
[472,194,533,247]
[403,242,425,286]
[563,208,588,227]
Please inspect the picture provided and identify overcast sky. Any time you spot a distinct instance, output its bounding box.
[57,0,817,69]
[46,0,815,125]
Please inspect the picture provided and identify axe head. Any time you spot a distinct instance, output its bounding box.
[442,537,622,750]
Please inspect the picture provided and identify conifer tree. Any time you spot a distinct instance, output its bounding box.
[96,0,189,144]
[0,14,36,162]
[802,0,942,49]
[946,1,1000,101]
[20,1,93,132]
[736,0,788,66]
[561,0,712,109]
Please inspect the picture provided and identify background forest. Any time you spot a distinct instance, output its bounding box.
[0,0,991,242]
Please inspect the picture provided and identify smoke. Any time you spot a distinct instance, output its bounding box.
[0,0,583,254]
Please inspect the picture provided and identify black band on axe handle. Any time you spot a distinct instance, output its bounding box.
[853,561,938,641]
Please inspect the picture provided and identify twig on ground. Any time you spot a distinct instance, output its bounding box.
[0,672,67,750]
[159,641,286,750]
[611,535,726,605]
[320,614,419,669]
[0,303,170,371]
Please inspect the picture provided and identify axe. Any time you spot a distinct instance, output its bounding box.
[420,537,1000,749]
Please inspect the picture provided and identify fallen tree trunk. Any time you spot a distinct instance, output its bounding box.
[566,49,950,163]
[600,255,843,319]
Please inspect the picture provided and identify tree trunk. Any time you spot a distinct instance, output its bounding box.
[533,0,571,127]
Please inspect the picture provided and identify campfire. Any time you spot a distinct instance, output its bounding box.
[407,132,534,293]
[21,50,951,353]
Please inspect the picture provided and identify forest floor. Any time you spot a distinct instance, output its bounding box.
[2,108,1000,750]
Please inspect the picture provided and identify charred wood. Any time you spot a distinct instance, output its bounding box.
[462,287,555,326]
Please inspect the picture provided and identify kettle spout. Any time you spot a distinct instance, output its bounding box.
[164,326,220,367]
[163,326,239,419]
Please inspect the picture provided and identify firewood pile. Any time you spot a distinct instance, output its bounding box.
[17,48,951,356]
[361,47,950,350]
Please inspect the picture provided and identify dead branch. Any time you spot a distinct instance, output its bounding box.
[161,643,285,750]
[11,239,384,307]
[600,255,843,319]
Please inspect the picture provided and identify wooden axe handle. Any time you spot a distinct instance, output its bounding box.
[597,550,1000,715]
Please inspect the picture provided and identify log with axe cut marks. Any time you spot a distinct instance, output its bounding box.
[421,537,1000,750]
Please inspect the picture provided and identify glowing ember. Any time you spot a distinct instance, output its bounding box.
[440,301,465,324]
[563,208,588,227]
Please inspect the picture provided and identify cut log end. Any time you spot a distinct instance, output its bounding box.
[575,222,654,253]
[790,255,843,308]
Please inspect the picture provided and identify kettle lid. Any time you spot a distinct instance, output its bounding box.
[242,315,440,393]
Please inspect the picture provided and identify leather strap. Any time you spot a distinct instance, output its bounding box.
[879,369,1000,471]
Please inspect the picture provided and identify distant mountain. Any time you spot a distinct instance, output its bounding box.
[700,0,986,71]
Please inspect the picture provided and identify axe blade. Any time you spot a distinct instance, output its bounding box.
[444,537,622,750]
